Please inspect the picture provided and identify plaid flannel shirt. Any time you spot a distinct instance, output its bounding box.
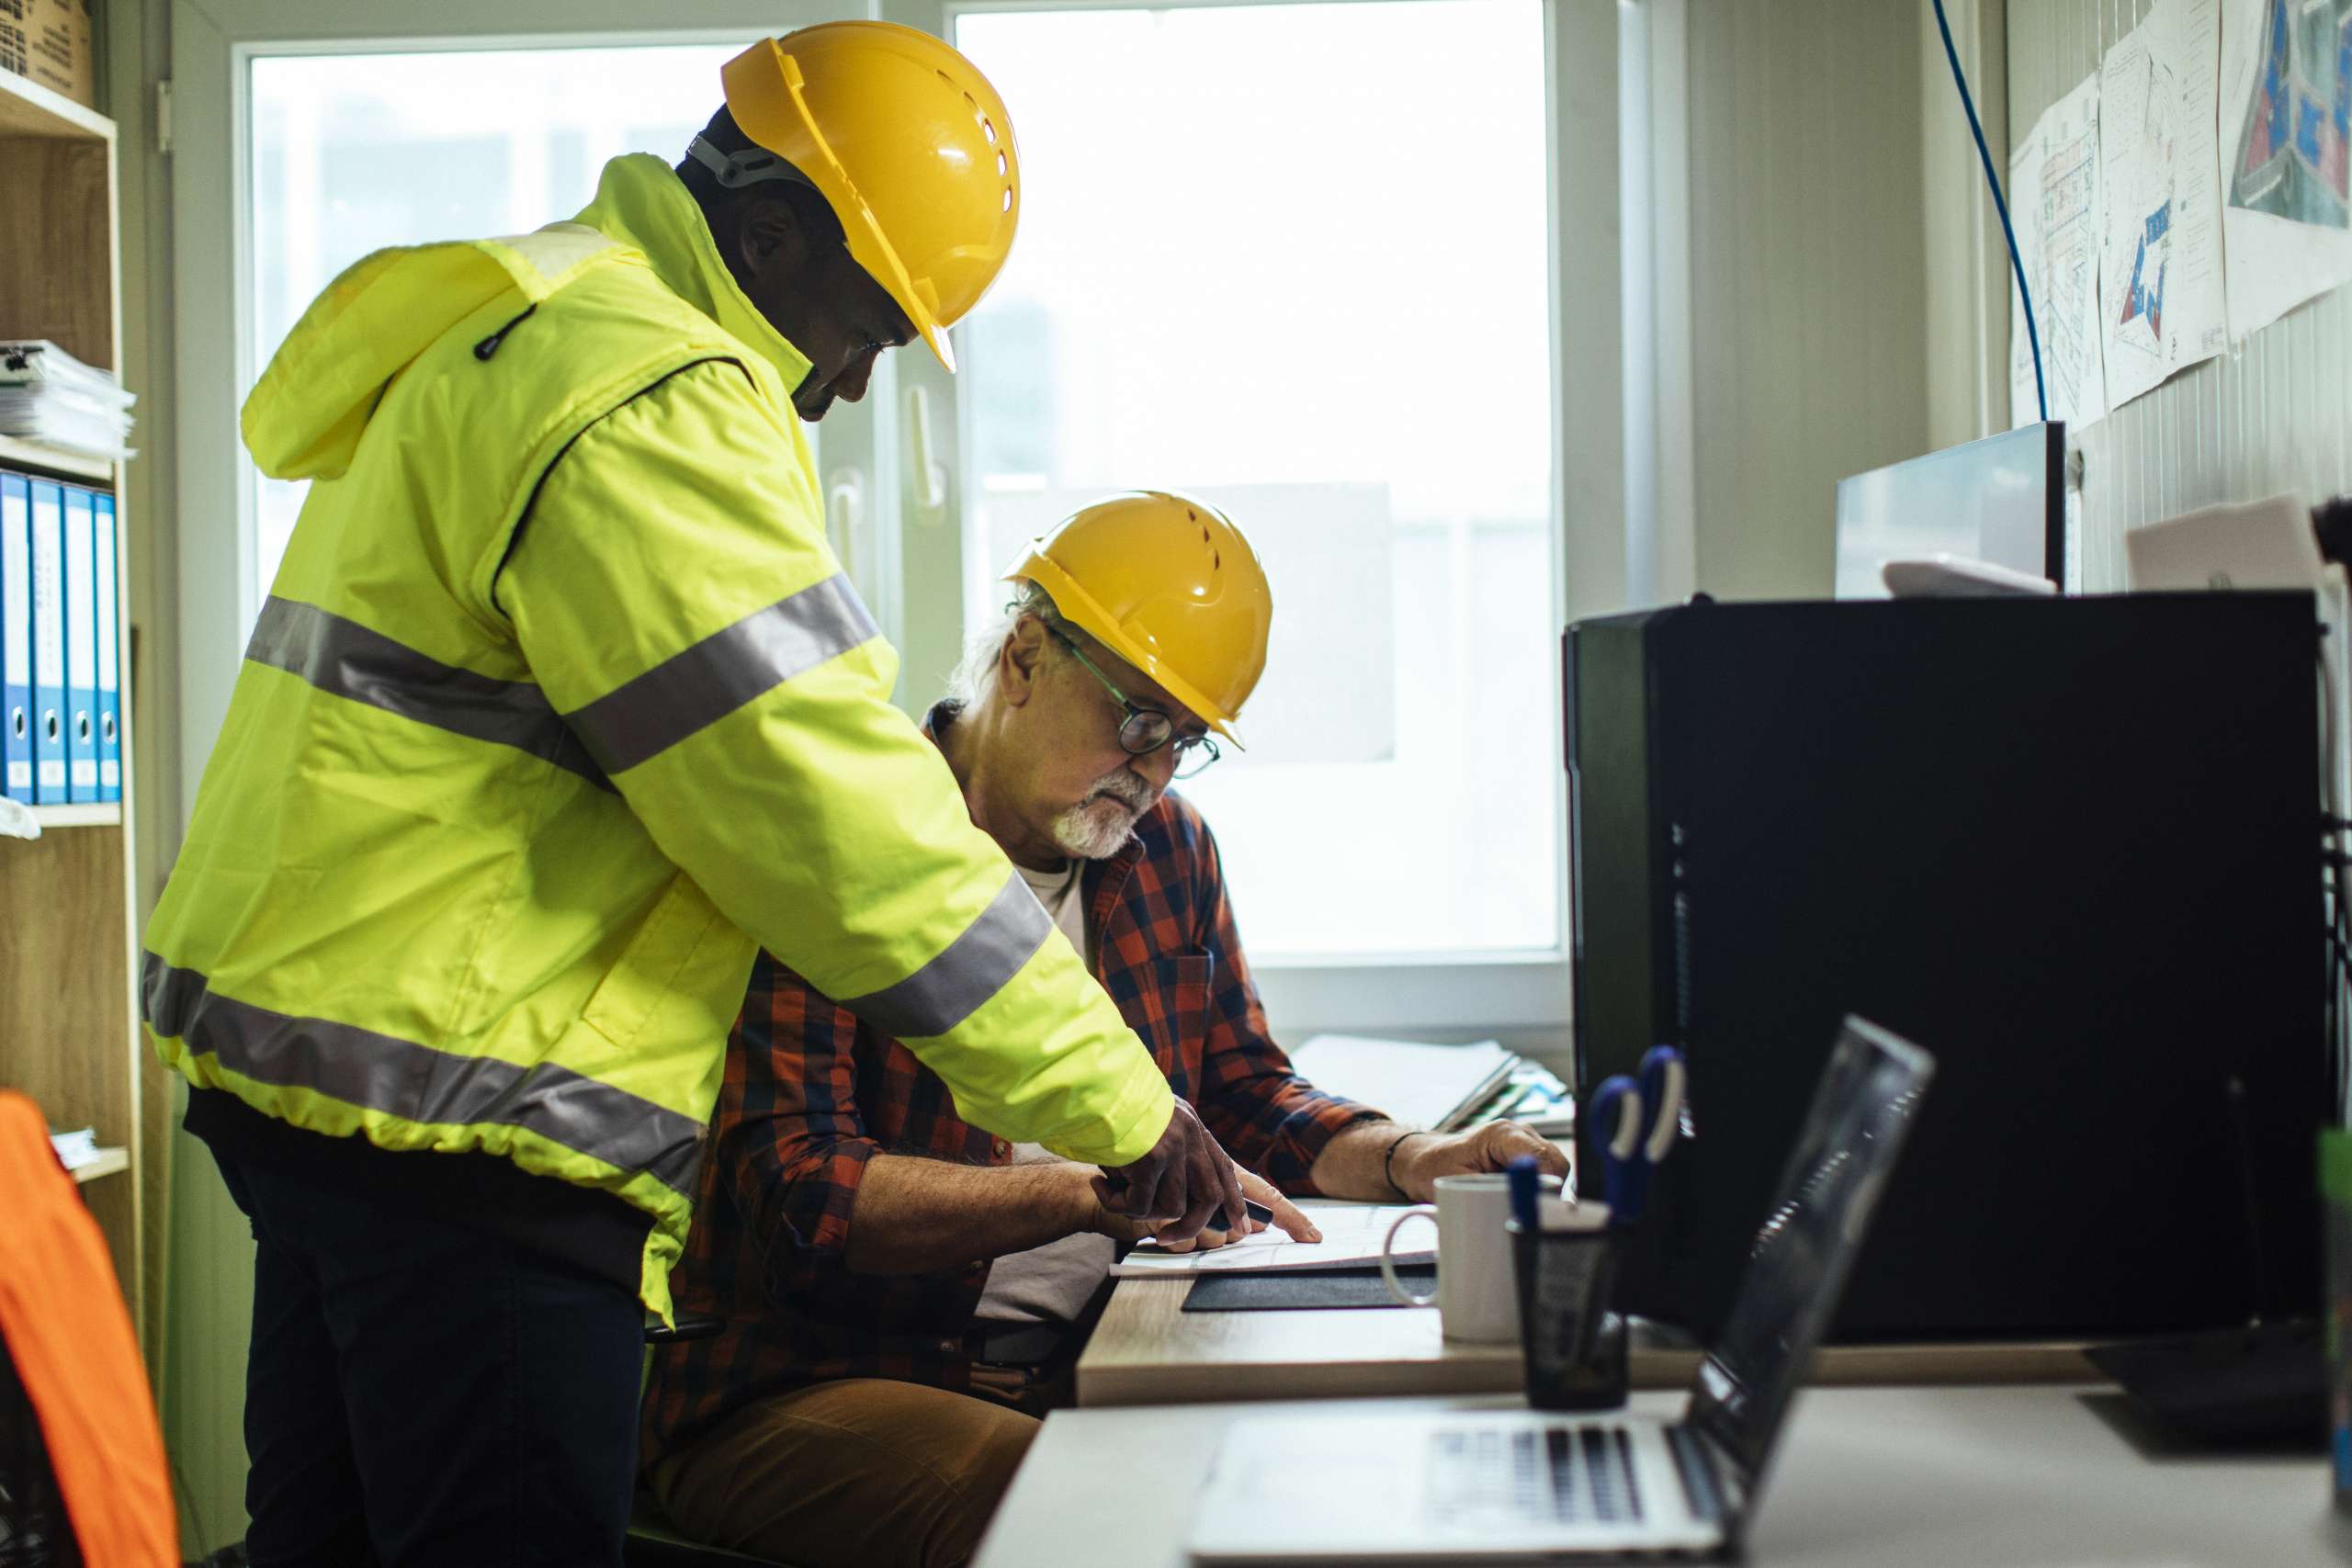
[641,714,1381,1466]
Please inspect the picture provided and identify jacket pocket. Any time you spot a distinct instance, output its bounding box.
[582,874,728,1051]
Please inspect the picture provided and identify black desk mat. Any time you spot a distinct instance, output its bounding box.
[1182,1260,1437,1313]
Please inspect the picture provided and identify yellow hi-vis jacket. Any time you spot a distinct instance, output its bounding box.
[143,155,1176,1314]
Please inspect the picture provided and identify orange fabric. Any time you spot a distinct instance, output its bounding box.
[0,1092,177,1565]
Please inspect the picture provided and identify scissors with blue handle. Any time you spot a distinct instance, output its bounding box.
[1589,1045,1686,1225]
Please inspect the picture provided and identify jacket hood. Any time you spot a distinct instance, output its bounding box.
[241,224,623,482]
[243,156,812,483]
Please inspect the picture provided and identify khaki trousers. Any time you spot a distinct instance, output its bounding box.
[649,1379,1039,1568]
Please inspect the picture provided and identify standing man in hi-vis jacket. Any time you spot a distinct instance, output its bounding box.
[141,25,1244,1566]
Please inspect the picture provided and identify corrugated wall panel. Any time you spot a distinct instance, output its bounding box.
[2007,0,2352,584]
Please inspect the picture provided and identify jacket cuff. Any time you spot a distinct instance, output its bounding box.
[1040,1066,1175,1168]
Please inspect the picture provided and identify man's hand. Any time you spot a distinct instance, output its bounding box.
[1093,1099,1246,1244]
[1391,1120,1569,1203]
[1081,1166,1323,1251]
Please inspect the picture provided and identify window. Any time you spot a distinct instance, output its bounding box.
[953,2,1562,963]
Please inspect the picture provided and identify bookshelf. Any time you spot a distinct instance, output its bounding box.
[70,1145,131,1185]
[0,433,115,483]
[0,66,158,1361]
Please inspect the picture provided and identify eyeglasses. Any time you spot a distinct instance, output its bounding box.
[1044,622,1222,779]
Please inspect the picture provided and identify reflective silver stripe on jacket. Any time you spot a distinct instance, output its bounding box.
[246,595,610,788]
[840,871,1055,1039]
[561,573,879,776]
[142,953,705,1197]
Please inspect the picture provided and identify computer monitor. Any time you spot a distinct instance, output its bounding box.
[1833,422,2066,596]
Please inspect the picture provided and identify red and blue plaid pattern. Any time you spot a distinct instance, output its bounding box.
[640,756,1379,1467]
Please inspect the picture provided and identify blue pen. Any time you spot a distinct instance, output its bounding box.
[1507,1154,1542,1230]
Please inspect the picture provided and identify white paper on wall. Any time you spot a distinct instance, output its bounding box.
[2009,70,2110,432]
[2098,0,2232,409]
[2217,0,2352,339]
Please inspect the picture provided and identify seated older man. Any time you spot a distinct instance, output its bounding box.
[640,492,1567,1568]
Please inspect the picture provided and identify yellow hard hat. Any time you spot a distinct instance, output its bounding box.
[1005,492,1273,747]
[720,23,1019,372]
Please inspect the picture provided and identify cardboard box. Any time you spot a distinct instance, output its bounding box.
[0,0,96,112]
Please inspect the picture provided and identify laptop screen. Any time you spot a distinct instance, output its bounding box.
[1684,1018,1936,1491]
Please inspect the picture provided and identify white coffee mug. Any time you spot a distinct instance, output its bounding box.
[1378,1172,1520,1343]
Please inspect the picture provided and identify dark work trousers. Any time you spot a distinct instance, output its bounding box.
[214,1151,644,1568]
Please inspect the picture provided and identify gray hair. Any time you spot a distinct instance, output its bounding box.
[948,579,1060,709]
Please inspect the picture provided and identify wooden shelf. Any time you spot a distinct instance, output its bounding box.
[68,1146,130,1185]
[0,39,150,1374]
[18,803,126,829]
[0,69,112,143]
[0,434,116,483]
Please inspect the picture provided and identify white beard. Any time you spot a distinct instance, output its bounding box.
[1050,774,1149,859]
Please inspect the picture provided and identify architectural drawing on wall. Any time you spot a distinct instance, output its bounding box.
[2099,0,2229,408]
[2220,0,2352,336]
[2009,72,2108,431]
[2230,0,2350,228]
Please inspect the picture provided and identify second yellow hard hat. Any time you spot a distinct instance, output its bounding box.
[1004,492,1273,747]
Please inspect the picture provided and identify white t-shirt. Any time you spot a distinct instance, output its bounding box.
[1015,855,1090,966]
[976,857,1118,1327]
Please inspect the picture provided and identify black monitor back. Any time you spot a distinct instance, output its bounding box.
[1565,593,2322,1341]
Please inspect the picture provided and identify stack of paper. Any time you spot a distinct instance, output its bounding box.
[48,1125,99,1171]
[0,340,135,461]
[1289,1034,1521,1134]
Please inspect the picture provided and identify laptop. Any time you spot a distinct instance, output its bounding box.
[1184,1015,1935,1564]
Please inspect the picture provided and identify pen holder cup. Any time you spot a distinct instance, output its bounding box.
[1508,1218,1627,1413]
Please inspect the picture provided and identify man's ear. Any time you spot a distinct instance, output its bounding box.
[999,617,1048,709]
[734,193,809,287]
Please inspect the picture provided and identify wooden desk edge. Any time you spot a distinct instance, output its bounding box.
[1079,1274,2100,1408]
[1080,1342,2098,1407]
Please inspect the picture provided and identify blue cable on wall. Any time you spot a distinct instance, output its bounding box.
[1932,0,2046,423]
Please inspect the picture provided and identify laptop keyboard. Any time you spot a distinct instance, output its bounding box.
[1426,1424,1646,1528]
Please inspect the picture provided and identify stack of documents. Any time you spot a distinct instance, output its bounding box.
[48,1126,99,1171]
[0,341,134,461]
[1290,1034,1573,1137]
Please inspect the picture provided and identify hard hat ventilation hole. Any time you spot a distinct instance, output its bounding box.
[982,118,998,145]
[997,151,1008,176]
[1186,508,1197,521]
[1214,549,1222,569]
[1003,189,1013,211]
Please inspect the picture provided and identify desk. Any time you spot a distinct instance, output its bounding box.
[1077,1276,2100,1406]
[977,1386,2338,1567]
